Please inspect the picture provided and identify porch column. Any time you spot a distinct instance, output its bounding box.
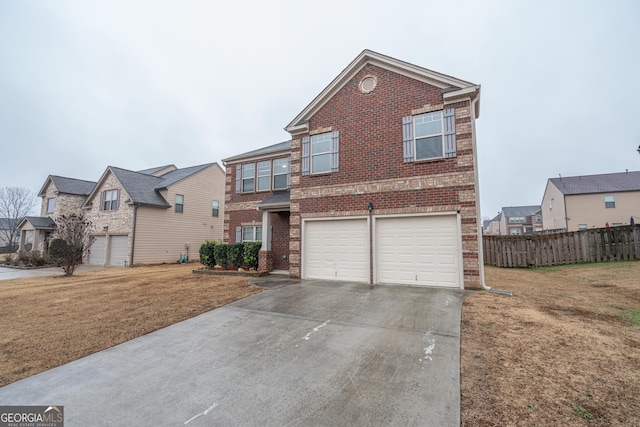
[18,229,26,252]
[258,210,273,272]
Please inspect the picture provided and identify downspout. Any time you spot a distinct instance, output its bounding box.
[469,90,489,290]
[471,90,512,296]
[130,204,138,267]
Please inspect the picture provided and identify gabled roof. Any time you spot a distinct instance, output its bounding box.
[285,49,481,134]
[502,206,541,217]
[84,163,220,208]
[18,216,57,230]
[549,171,640,195]
[155,163,217,189]
[38,175,96,197]
[489,213,502,222]
[222,141,292,164]
[137,164,177,176]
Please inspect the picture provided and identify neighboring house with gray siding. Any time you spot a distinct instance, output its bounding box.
[19,163,225,266]
[541,171,640,232]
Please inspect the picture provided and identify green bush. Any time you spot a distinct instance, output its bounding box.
[227,243,244,268]
[48,238,67,264]
[243,242,261,269]
[214,243,228,268]
[199,240,217,268]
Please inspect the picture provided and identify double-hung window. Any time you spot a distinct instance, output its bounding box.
[257,161,271,191]
[242,164,255,192]
[311,133,331,174]
[301,132,339,175]
[103,190,118,211]
[241,226,262,242]
[414,111,443,160]
[212,200,220,217]
[46,198,55,213]
[604,195,615,208]
[509,216,526,223]
[175,194,184,213]
[273,157,290,190]
[403,108,456,162]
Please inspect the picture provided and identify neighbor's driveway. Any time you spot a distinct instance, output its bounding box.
[0,277,467,426]
[0,265,102,280]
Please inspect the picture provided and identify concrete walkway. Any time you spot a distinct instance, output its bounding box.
[0,277,467,426]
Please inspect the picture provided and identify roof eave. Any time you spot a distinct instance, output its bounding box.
[223,147,292,164]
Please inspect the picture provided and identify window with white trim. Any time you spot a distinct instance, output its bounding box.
[414,111,444,160]
[578,224,588,230]
[604,195,615,208]
[510,228,522,235]
[242,226,262,242]
[212,200,219,217]
[242,164,255,192]
[509,216,526,223]
[103,190,118,211]
[46,198,55,213]
[311,133,331,174]
[257,161,271,191]
[175,194,184,213]
[273,157,290,190]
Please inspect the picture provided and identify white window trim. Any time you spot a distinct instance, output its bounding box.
[413,111,444,161]
[103,190,118,211]
[604,195,615,209]
[46,198,55,213]
[175,194,184,213]
[311,133,331,174]
[212,200,220,217]
[273,157,290,190]
[242,164,255,193]
[242,225,262,242]
[256,161,271,192]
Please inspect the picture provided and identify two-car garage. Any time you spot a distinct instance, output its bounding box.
[302,214,462,288]
[89,235,129,267]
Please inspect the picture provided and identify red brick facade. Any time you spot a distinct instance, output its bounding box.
[224,51,483,289]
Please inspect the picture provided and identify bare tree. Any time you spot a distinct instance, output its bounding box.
[0,187,37,250]
[49,213,93,276]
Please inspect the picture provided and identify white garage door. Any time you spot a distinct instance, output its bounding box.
[108,235,128,267]
[376,215,460,288]
[304,219,369,282]
[89,235,106,266]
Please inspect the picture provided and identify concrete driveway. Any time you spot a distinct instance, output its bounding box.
[0,277,467,426]
[0,265,102,280]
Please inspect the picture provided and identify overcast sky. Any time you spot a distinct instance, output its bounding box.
[1,0,639,219]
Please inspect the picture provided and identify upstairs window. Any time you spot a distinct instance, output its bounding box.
[46,198,55,213]
[604,195,615,208]
[509,216,526,223]
[175,194,184,213]
[403,108,456,162]
[257,161,271,191]
[212,200,220,217]
[273,157,290,190]
[302,132,339,175]
[311,133,331,173]
[242,164,255,193]
[102,190,119,211]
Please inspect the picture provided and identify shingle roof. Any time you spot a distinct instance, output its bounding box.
[222,141,291,163]
[257,190,290,207]
[155,163,213,189]
[502,205,541,217]
[22,216,57,229]
[137,165,176,175]
[48,176,96,196]
[550,171,640,195]
[109,167,170,207]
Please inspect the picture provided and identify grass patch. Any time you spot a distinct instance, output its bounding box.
[573,405,594,420]
[622,309,640,327]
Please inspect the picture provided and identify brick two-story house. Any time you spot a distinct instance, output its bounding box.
[223,50,484,289]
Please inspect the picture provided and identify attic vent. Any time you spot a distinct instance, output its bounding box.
[359,76,377,94]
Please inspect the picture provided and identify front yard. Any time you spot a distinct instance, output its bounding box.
[0,261,638,425]
[462,262,640,426]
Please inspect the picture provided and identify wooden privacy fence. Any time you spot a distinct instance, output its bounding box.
[483,225,640,267]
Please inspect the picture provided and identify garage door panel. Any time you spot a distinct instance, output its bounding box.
[305,219,368,282]
[108,235,128,267]
[376,215,460,288]
[89,236,105,265]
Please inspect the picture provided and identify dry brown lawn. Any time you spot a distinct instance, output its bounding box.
[462,262,640,426]
[0,263,263,387]
[1,261,639,426]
